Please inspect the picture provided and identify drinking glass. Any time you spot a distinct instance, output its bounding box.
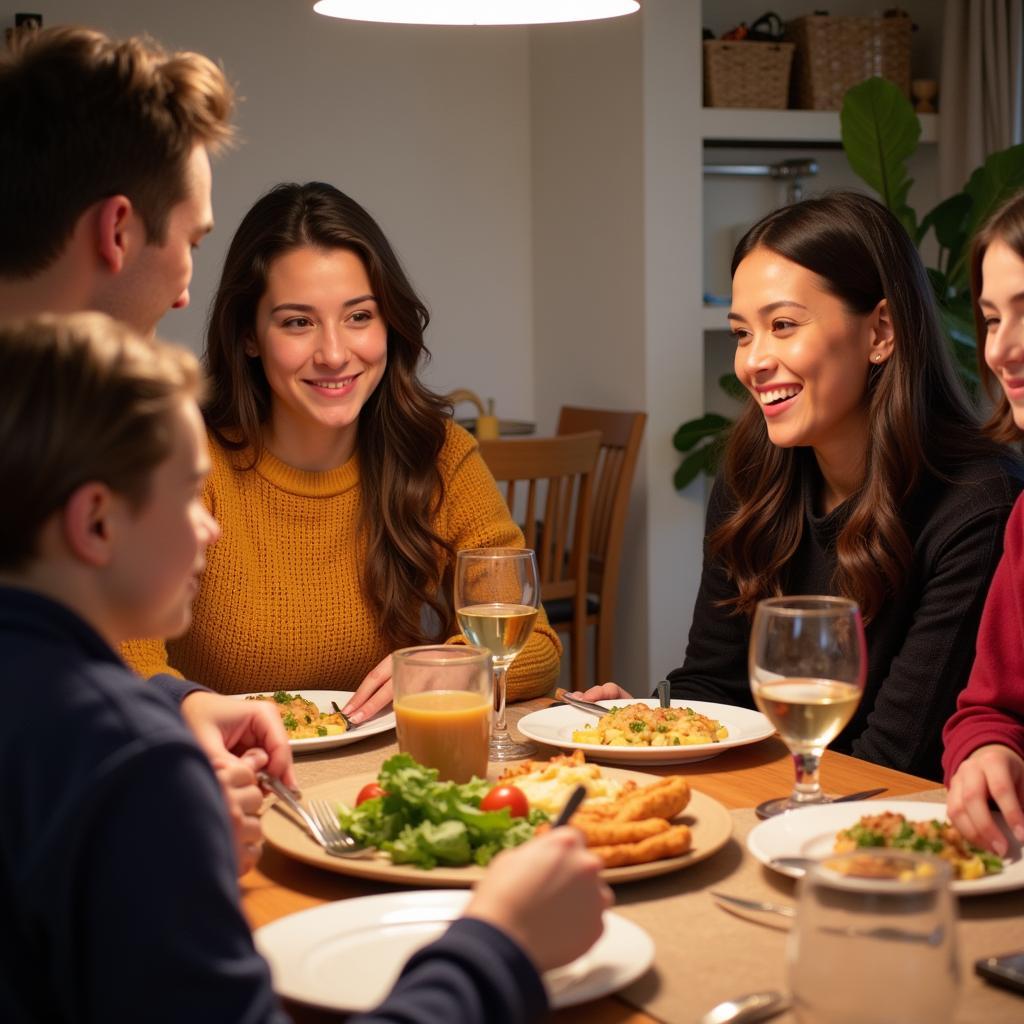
[454,547,539,761]
[749,596,867,818]
[788,850,959,1024]
[392,645,492,783]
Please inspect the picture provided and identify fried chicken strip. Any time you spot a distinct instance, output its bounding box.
[570,817,671,846]
[605,776,691,822]
[589,824,693,867]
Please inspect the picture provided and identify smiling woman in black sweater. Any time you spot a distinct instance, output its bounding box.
[576,191,1022,781]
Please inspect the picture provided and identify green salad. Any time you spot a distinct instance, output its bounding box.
[336,754,549,870]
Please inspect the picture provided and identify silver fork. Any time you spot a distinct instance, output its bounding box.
[309,798,369,858]
[259,772,366,858]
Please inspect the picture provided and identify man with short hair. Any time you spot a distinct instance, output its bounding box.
[0,24,288,872]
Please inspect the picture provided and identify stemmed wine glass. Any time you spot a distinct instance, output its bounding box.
[749,596,867,818]
[454,547,539,761]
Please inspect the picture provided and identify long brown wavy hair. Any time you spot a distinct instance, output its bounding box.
[204,182,453,649]
[972,190,1024,444]
[712,191,1000,622]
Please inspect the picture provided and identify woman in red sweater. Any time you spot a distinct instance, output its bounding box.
[944,191,1024,855]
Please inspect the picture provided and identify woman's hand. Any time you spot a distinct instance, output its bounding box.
[947,744,1024,856]
[465,828,612,972]
[566,683,632,702]
[342,653,394,724]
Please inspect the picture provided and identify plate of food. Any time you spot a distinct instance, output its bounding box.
[237,690,395,753]
[255,889,654,1013]
[262,751,732,885]
[516,698,775,765]
[747,800,1022,895]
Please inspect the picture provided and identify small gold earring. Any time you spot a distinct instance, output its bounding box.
[872,354,883,363]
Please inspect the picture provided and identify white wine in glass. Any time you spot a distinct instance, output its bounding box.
[455,547,539,761]
[749,596,867,818]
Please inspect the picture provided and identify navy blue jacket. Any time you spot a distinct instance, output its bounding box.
[0,586,546,1023]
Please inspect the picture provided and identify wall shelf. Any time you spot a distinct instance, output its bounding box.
[701,108,938,145]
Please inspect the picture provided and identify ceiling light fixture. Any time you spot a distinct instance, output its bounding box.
[313,1,640,27]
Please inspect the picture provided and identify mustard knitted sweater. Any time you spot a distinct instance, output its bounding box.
[122,423,561,700]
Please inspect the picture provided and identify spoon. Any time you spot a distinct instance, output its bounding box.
[698,990,791,1024]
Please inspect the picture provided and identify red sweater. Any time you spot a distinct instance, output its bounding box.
[942,494,1024,782]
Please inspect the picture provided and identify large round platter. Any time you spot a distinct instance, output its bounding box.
[747,799,1024,896]
[232,690,395,753]
[517,698,775,765]
[263,765,732,886]
[255,890,653,1013]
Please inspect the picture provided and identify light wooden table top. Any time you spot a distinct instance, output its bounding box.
[241,699,935,1023]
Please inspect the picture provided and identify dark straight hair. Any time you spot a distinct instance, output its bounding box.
[204,182,454,650]
[711,190,999,621]
[971,190,1024,444]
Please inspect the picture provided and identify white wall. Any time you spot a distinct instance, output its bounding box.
[642,0,709,688]
[529,15,649,687]
[16,1,536,420]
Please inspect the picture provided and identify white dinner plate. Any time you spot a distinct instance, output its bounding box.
[517,698,775,765]
[747,799,1024,896]
[255,890,654,1012]
[234,690,395,753]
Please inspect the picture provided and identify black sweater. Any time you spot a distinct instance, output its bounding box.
[667,455,1024,780]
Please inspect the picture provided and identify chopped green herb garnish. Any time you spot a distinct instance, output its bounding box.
[273,690,292,704]
[629,720,646,733]
[282,712,298,731]
[317,725,328,737]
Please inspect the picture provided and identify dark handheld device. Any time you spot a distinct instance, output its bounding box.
[976,950,1024,996]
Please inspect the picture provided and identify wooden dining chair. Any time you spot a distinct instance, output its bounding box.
[547,407,647,688]
[477,431,601,692]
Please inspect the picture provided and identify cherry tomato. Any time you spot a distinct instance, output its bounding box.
[356,782,386,806]
[480,784,529,818]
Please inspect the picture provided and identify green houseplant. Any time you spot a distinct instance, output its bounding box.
[674,77,1024,490]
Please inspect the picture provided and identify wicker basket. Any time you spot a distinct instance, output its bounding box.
[703,39,795,110]
[786,13,912,111]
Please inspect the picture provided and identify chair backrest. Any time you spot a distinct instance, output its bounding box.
[555,407,646,599]
[477,431,601,602]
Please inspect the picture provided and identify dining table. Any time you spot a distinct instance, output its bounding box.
[241,699,1024,1024]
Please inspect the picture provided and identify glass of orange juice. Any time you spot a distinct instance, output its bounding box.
[392,645,492,783]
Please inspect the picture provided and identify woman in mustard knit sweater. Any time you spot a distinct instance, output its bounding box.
[122,182,561,712]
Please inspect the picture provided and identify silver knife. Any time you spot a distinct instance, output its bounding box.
[711,891,796,919]
[832,787,887,803]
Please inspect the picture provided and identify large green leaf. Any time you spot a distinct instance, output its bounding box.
[718,372,747,402]
[937,307,980,393]
[917,192,971,269]
[947,144,1024,289]
[674,442,719,490]
[840,78,920,236]
[672,412,732,453]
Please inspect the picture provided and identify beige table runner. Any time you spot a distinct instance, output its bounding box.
[288,729,1022,1023]
[612,792,1024,1024]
